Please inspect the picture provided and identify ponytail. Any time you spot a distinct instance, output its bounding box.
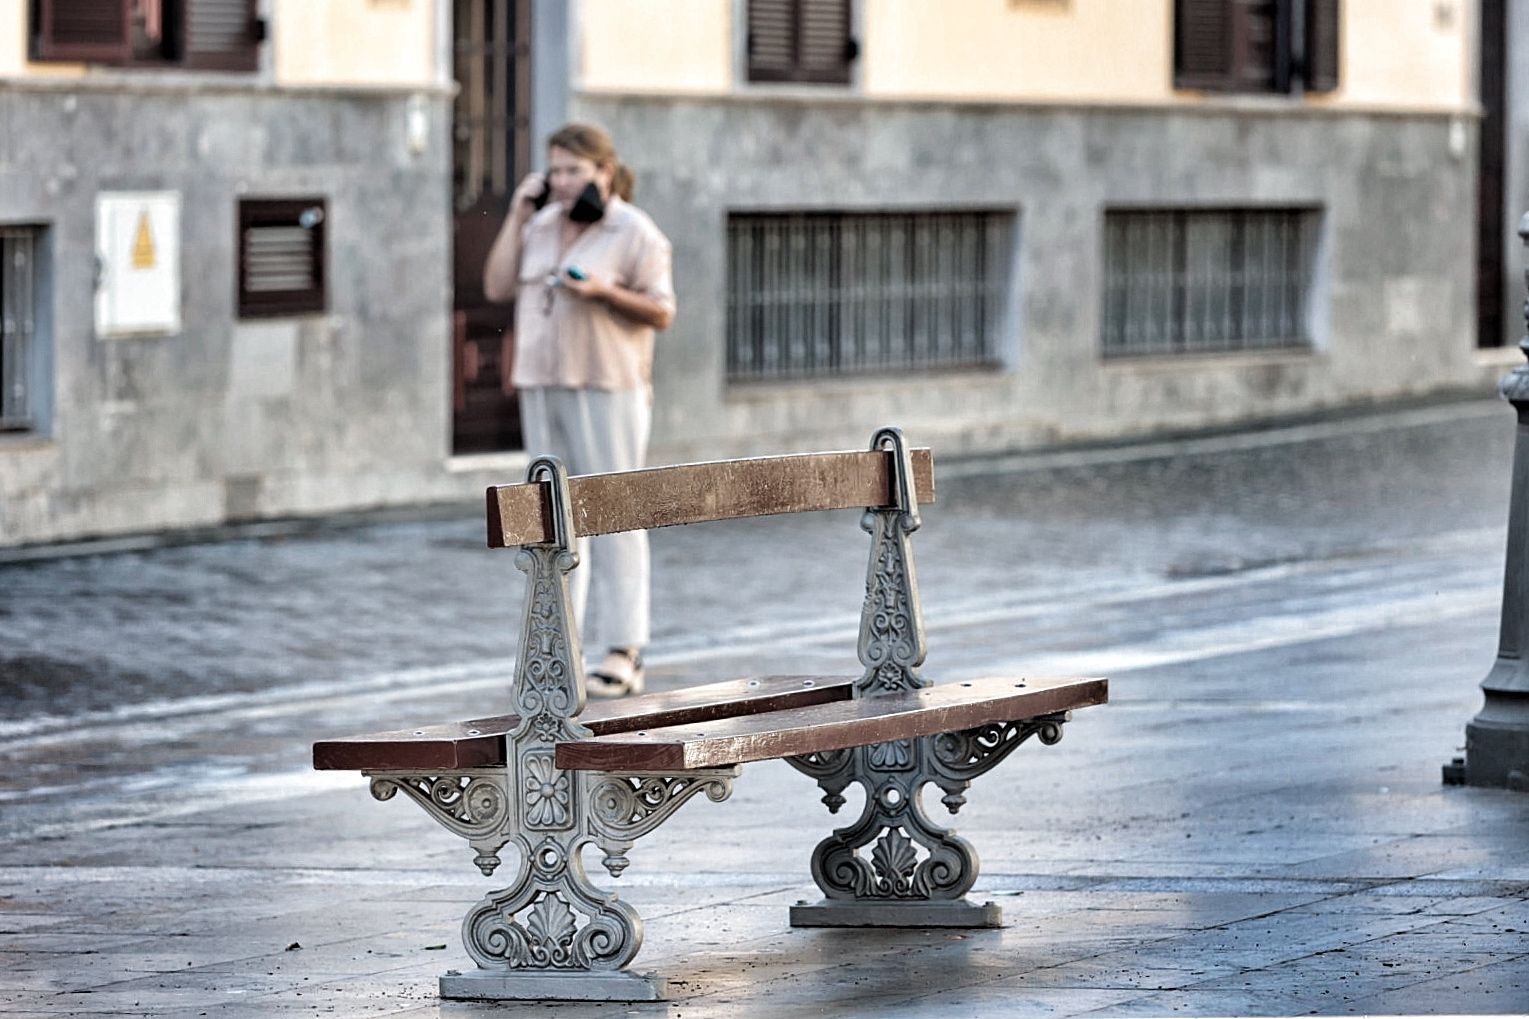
[611,162,635,202]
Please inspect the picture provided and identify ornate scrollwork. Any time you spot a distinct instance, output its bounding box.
[463,835,643,973]
[522,752,573,829]
[868,738,915,770]
[794,712,1074,909]
[587,771,737,876]
[512,543,589,748]
[369,771,511,875]
[786,747,856,812]
[927,713,1069,812]
[855,428,929,696]
[857,508,929,694]
[806,756,982,903]
[870,829,920,895]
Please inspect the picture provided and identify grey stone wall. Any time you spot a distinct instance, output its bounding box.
[0,85,1499,547]
[578,95,1495,462]
[0,81,498,547]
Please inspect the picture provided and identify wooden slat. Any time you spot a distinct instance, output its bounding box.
[555,675,1108,772]
[488,447,935,547]
[312,674,857,771]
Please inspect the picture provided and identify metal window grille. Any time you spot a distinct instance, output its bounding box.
[0,228,37,432]
[726,211,1011,382]
[1101,208,1316,358]
[452,0,532,212]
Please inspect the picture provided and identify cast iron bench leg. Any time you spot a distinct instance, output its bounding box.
[786,428,1069,926]
[369,461,738,1001]
[364,762,734,1000]
[787,714,1068,927]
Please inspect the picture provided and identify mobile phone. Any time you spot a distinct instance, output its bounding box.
[565,265,588,281]
[530,175,551,211]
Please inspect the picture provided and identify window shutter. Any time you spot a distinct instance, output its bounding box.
[1174,0,1233,88]
[1304,0,1339,92]
[796,0,853,84]
[33,0,132,62]
[747,0,854,85]
[179,0,260,71]
[747,0,798,82]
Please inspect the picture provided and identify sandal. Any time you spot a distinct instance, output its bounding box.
[587,647,645,699]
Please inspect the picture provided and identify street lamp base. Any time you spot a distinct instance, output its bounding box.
[1443,715,1529,790]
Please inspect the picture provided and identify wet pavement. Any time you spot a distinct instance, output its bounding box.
[1,396,1528,1016]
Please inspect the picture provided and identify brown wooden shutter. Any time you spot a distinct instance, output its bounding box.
[1304,0,1340,92]
[179,0,260,71]
[747,0,797,81]
[33,0,132,62]
[1175,0,1234,88]
[796,0,853,84]
[747,0,854,85]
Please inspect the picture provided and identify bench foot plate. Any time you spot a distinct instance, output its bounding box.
[789,898,1002,928]
[439,968,669,1001]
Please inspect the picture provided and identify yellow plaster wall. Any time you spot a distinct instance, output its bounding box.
[0,0,85,78]
[1328,0,1471,111]
[862,0,1174,103]
[274,0,435,88]
[578,0,732,93]
[573,0,1472,114]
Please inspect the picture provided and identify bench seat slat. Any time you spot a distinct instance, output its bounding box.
[312,674,858,771]
[488,448,935,547]
[554,675,1108,772]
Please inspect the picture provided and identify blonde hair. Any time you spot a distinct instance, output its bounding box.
[548,122,635,201]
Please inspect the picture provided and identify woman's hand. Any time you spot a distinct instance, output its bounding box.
[559,268,609,303]
[560,268,673,330]
[510,172,548,218]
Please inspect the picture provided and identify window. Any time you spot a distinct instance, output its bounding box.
[31,0,263,71]
[746,0,857,85]
[1101,208,1318,358]
[237,199,327,319]
[1,229,43,434]
[726,211,1011,381]
[1174,0,1339,94]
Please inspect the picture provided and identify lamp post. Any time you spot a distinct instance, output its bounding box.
[1444,212,1529,790]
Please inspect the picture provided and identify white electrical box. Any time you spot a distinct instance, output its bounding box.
[95,191,181,338]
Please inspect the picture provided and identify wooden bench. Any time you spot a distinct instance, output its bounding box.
[313,427,1107,1002]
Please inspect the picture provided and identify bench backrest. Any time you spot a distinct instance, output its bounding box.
[486,447,935,547]
[488,427,935,773]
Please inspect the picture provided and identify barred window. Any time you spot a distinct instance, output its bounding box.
[726,211,1012,382]
[1,228,41,433]
[1101,208,1317,358]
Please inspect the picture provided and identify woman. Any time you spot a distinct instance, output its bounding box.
[483,122,675,697]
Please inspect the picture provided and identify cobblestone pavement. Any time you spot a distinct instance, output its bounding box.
[1,397,1527,1017]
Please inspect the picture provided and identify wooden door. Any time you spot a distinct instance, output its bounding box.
[451,0,532,453]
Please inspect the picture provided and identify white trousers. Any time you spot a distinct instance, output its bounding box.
[519,386,651,652]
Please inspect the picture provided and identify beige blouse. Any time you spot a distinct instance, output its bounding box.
[510,196,676,392]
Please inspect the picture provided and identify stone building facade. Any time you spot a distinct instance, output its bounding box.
[0,0,1504,547]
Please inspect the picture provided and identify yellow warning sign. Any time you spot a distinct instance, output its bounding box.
[131,211,156,270]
